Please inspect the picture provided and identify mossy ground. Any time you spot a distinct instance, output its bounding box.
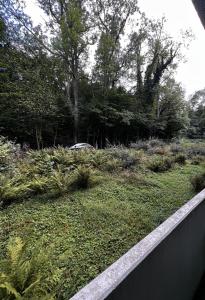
[0,156,203,298]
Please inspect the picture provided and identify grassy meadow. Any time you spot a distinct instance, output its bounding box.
[0,138,205,299]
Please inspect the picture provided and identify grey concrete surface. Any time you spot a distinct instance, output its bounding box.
[70,189,205,300]
[193,0,205,28]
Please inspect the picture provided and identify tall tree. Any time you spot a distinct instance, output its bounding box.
[92,0,139,92]
[188,88,205,138]
[156,78,189,138]
[127,18,181,110]
[37,0,92,143]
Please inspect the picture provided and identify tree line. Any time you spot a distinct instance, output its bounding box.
[0,0,202,148]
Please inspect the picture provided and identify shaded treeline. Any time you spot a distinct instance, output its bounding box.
[0,0,198,148]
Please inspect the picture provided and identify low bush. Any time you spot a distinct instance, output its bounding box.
[191,172,205,192]
[102,158,121,172]
[148,157,174,172]
[170,143,184,154]
[147,146,168,156]
[49,169,73,195]
[72,166,93,189]
[52,147,74,166]
[0,237,62,299]
[174,154,187,165]
[0,176,31,207]
[148,139,165,148]
[90,150,109,169]
[186,147,205,158]
[27,150,54,175]
[131,139,166,154]
[109,148,139,170]
[0,136,19,172]
[130,141,149,151]
[28,177,48,195]
[191,155,205,165]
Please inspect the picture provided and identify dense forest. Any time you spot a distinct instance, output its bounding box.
[0,0,204,148]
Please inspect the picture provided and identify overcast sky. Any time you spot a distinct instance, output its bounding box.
[25,0,205,98]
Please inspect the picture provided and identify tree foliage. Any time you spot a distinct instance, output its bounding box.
[0,0,192,147]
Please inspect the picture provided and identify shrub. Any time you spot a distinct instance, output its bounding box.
[191,173,205,192]
[72,166,93,189]
[49,169,73,195]
[191,156,204,165]
[0,176,31,207]
[186,147,205,158]
[130,141,149,151]
[170,143,184,154]
[148,139,165,148]
[0,136,19,172]
[109,148,139,169]
[147,146,168,156]
[131,139,166,153]
[102,158,121,172]
[28,177,48,195]
[148,157,174,172]
[0,237,62,299]
[90,150,108,169]
[174,154,187,165]
[52,147,74,166]
[27,150,54,175]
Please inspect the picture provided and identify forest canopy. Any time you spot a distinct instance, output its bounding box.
[0,0,201,148]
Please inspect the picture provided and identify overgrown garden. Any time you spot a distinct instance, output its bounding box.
[0,137,205,298]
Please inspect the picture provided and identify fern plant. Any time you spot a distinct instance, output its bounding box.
[72,165,92,189]
[28,177,48,195]
[0,175,31,207]
[0,237,62,299]
[49,168,73,195]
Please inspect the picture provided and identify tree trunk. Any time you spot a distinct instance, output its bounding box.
[53,126,58,147]
[35,126,43,150]
[73,77,79,143]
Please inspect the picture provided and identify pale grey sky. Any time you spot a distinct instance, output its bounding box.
[25,0,205,97]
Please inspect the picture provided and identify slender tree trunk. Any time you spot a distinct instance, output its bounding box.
[54,126,58,147]
[35,127,40,150]
[73,77,79,143]
[35,126,43,150]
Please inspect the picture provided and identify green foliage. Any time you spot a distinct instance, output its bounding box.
[49,169,73,196]
[188,88,205,139]
[108,148,140,170]
[0,161,202,298]
[0,0,191,146]
[191,155,204,165]
[174,154,187,165]
[72,166,93,189]
[186,146,205,158]
[0,175,30,207]
[0,140,204,207]
[191,172,205,192]
[27,150,55,175]
[0,237,62,299]
[28,177,48,195]
[0,136,18,172]
[170,143,184,154]
[148,157,174,172]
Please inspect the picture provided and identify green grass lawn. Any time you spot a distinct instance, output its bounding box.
[0,160,203,298]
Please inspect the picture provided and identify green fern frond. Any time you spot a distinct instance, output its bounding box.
[0,282,21,299]
[7,237,24,267]
[22,277,40,296]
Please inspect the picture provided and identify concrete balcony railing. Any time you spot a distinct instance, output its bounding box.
[71,189,205,300]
